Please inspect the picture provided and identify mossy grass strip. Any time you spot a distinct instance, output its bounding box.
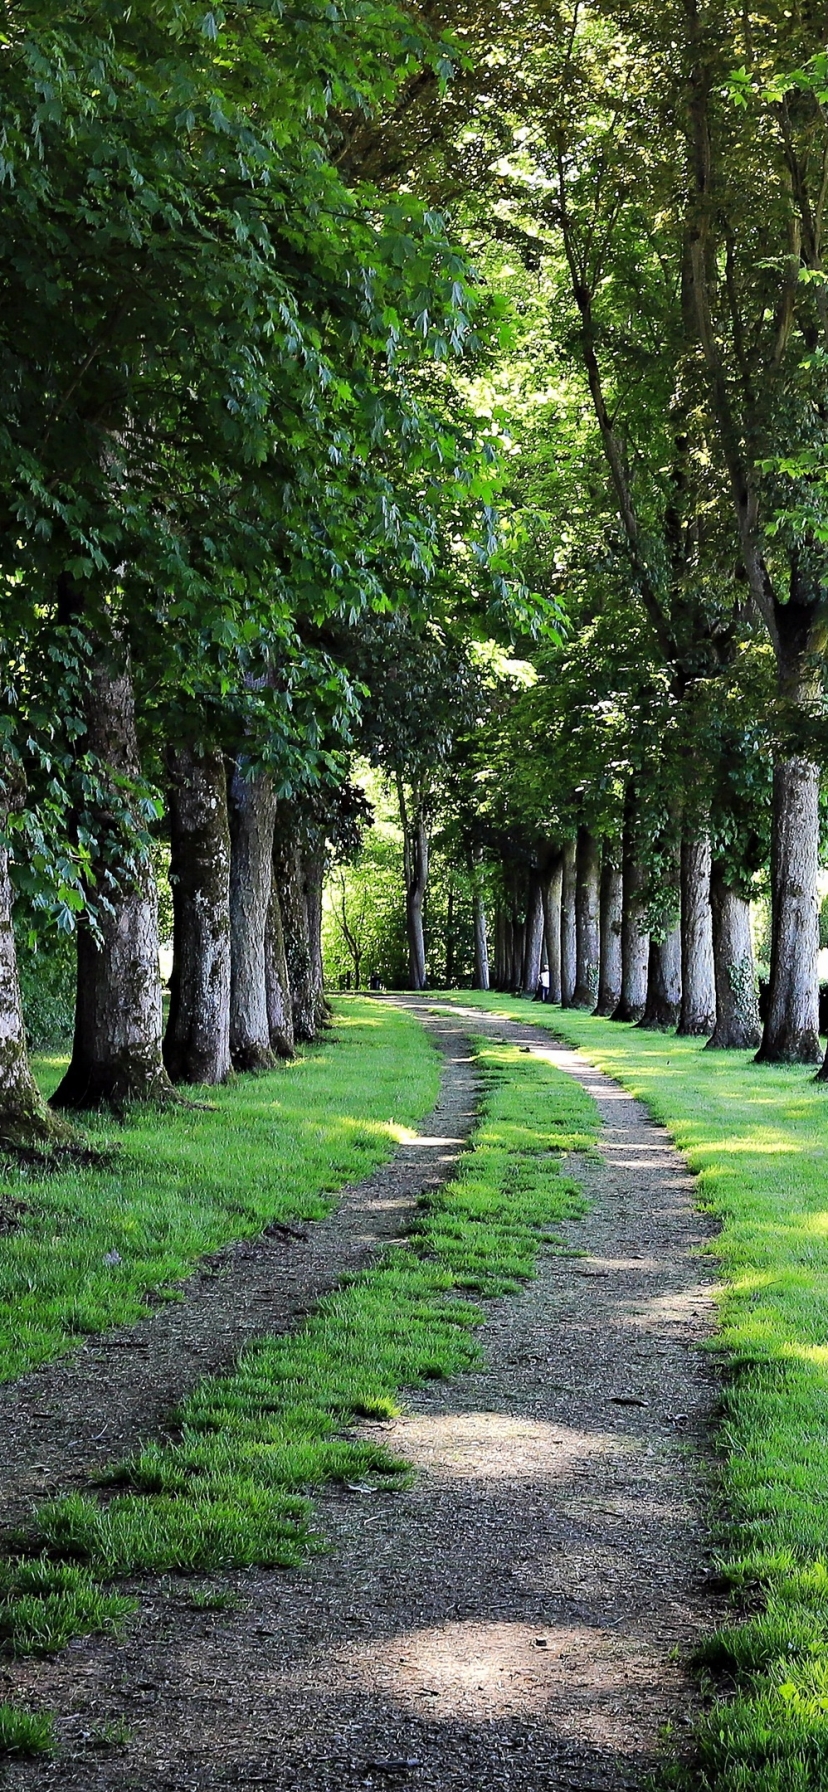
[0,998,439,1382]
[2,1039,597,1673]
[433,992,828,1792]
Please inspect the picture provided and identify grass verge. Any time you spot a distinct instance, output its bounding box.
[426,991,828,1792]
[1,1039,596,1699]
[0,997,439,1383]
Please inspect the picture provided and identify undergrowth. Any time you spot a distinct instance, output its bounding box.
[432,991,828,1792]
[0,997,438,1382]
[0,1038,596,1710]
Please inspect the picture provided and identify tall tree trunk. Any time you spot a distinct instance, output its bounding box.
[510,907,525,993]
[707,864,761,1050]
[595,848,623,1016]
[227,766,275,1073]
[612,839,649,1023]
[639,926,682,1031]
[572,827,601,1008]
[53,643,173,1110]
[302,831,330,1028]
[469,849,490,990]
[398,780,428,991]
[522,876,544,995]
[758,753,821,1064]
[264,876,295,1059]
[0,766,70,1146]
[542,853,563,1004]
[163,744,231,1086]
[560,838,577,1006]
[274,810,316,1043]
[678,835,716,1037]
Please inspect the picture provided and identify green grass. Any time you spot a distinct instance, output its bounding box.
[0,1703,54,1757]
[425,991,828,1792]
[1,1038,597,1674]
[0,998,439,1382]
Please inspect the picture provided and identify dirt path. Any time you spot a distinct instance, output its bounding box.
[2,1001,721,1791]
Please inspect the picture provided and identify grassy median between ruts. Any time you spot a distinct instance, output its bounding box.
[429,991,828,1792]
[0,1035,597,1757]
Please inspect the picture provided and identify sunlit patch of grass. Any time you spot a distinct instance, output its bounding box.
[0,998,440,1382]
[430,991,828,1791]
[3,1037,598,1662]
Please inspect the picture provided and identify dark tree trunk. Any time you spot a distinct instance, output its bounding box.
[707,864,761,1050]
[510,911,525,993]
[264,877,295,1059]
[228,766,275,1073]
[274,812,316,1043]
[560,838,577,1006]
[163,745,231,1086]
[0,767,70,1146]
[572,827,601,1008]
[399,782,428,990]
[522,877,544,995]
[302,831,330,1028]
[612,836,649,1023]
[678,835,716,1037]
[542,854,563,1004]
[595,848,622,1016]
[639,926,682,1031]
[469,850,490,990]
[53,643,173,1111]
[758,753,821,1064]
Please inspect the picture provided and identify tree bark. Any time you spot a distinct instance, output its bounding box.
[560,838,577,1006]
[639,926,682,1031]
[52,643,174,1111]
[572,827,601,1008]
[707,864,761,1050]
[274,811,316,1043]
[469,849,490,990]
[542,854,563,1004]
[758,753,821,1064]
[678,835,716,1037]
[398,780,428,990]
[522,876,544,995]
[302,831,330,1028]
[264,876,295,1059]
[0,766,71,1146]
[612,840,649,1023]
[595,848,622,1016]
[227,766,275,1073]
[163,744,231,1086]
[510,910,525,994]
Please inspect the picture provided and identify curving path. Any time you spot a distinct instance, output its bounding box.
[3,999,722,1791]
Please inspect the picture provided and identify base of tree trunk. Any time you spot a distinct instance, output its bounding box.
[755,1033,822,1067]
[51,1056,176,1113]
[230,1043,276,1075]
[570,985,597,1009]
[610,999,645,1023]
[593,999,618,1017]
[0,1095,79,1155]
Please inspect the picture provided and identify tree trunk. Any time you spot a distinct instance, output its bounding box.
[522,877,544,995]
[0,767,71,1146]
[612,839,649,1023]
[758,753,821,1064]
[400,791,428,991]
[227,766,275,1073]
[678,835,716,1037]
[274,811,316,1043]
[542,854,563,1004]
[470,850,490,990]
[560,838,577,1006]
[510,910,525,993]
[572,827,601,1008]
[52,643,173,1110]
[163,745,231,1086]
[707,864,761,1050]
[302,831,330,1028]
[595,849,622,1016]
[639,926,682,1031]
[264,877,295,1059]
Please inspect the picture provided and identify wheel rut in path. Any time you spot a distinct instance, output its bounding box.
[0,1011,477,1540]
[3,1000,722,1792]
